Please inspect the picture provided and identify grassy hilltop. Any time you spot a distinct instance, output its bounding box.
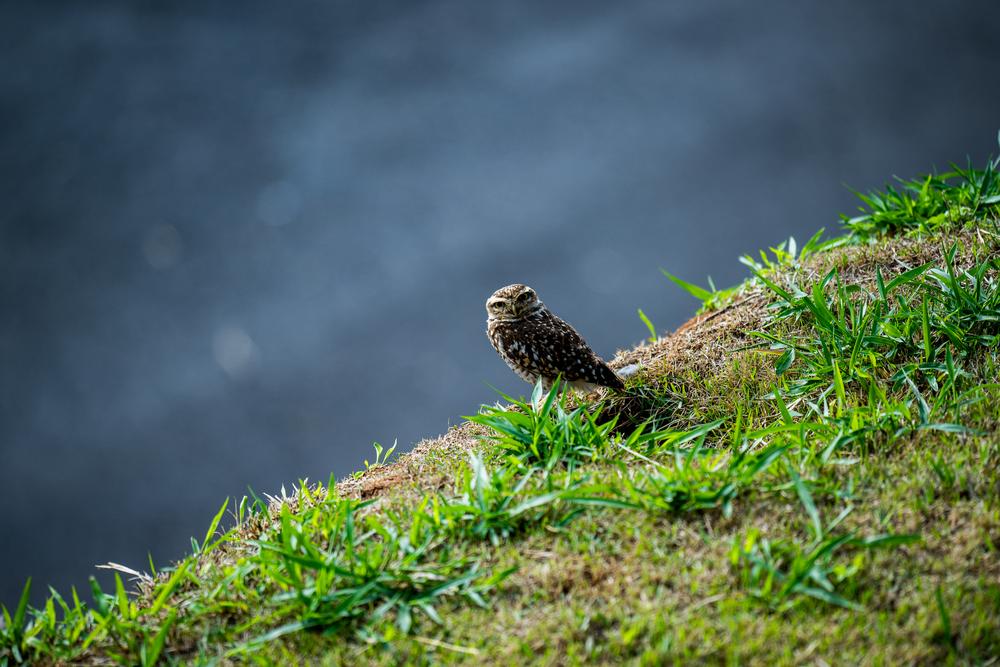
[3,151,1000,665]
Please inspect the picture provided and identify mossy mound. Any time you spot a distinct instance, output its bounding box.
[3,154,999,665]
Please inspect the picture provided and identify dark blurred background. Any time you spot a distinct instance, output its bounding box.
[1,0,998,607]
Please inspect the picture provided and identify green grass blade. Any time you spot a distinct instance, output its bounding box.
[775,347,795,376]
[796,585,864,611]
[935,585,954,647]
[661,269,714,302]
[752,270,796,304]
[921,293,933,362]
[885,262,933,293]
[853,534,921,549]
[832,360,847,413]
[790,469,823,541]
[637,308,657,342]
[562,496,643,510]
[143,609,176,666]
[148,562,189,616]
[12,576,31,638]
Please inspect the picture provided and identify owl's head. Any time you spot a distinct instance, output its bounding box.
[486,283,541,319]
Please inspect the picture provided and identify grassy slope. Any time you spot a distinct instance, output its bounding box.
[3,159,999,666]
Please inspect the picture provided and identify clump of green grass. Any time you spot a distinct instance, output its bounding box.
[419,452,580,545]
[841,156,1000,239]
[467,381,622,471]
[358,440,399,477]
[752,244,998,440]
[563,420,782,517]
[731,471,920,613]
[658,141,1000,318]
[244,494,512,644]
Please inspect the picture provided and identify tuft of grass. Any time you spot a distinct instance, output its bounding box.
[731,470,920,613]
[242,496,508,645]
[353,440,400,479]
[420,452,581,545]
[466,380,626,471]
[564,420,783,518]
[841,156,1000,239]
[660,268,747,314]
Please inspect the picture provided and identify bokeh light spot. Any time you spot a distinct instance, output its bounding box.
[212,326,259,377]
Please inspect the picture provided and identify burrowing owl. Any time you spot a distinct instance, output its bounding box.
[486,284,624,393]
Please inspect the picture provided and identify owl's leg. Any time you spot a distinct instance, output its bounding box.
[547,377,578,402]
[569,379,598,394]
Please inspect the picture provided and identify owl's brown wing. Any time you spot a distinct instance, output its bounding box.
[494,311,623,390]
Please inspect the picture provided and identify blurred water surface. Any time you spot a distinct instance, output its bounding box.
[1,0,998,605]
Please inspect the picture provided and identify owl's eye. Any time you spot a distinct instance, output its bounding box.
[518,292,533,302]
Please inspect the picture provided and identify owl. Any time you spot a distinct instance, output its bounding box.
[486,284,624,393]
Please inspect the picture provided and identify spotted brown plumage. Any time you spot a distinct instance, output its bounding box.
[485,284,624,392]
